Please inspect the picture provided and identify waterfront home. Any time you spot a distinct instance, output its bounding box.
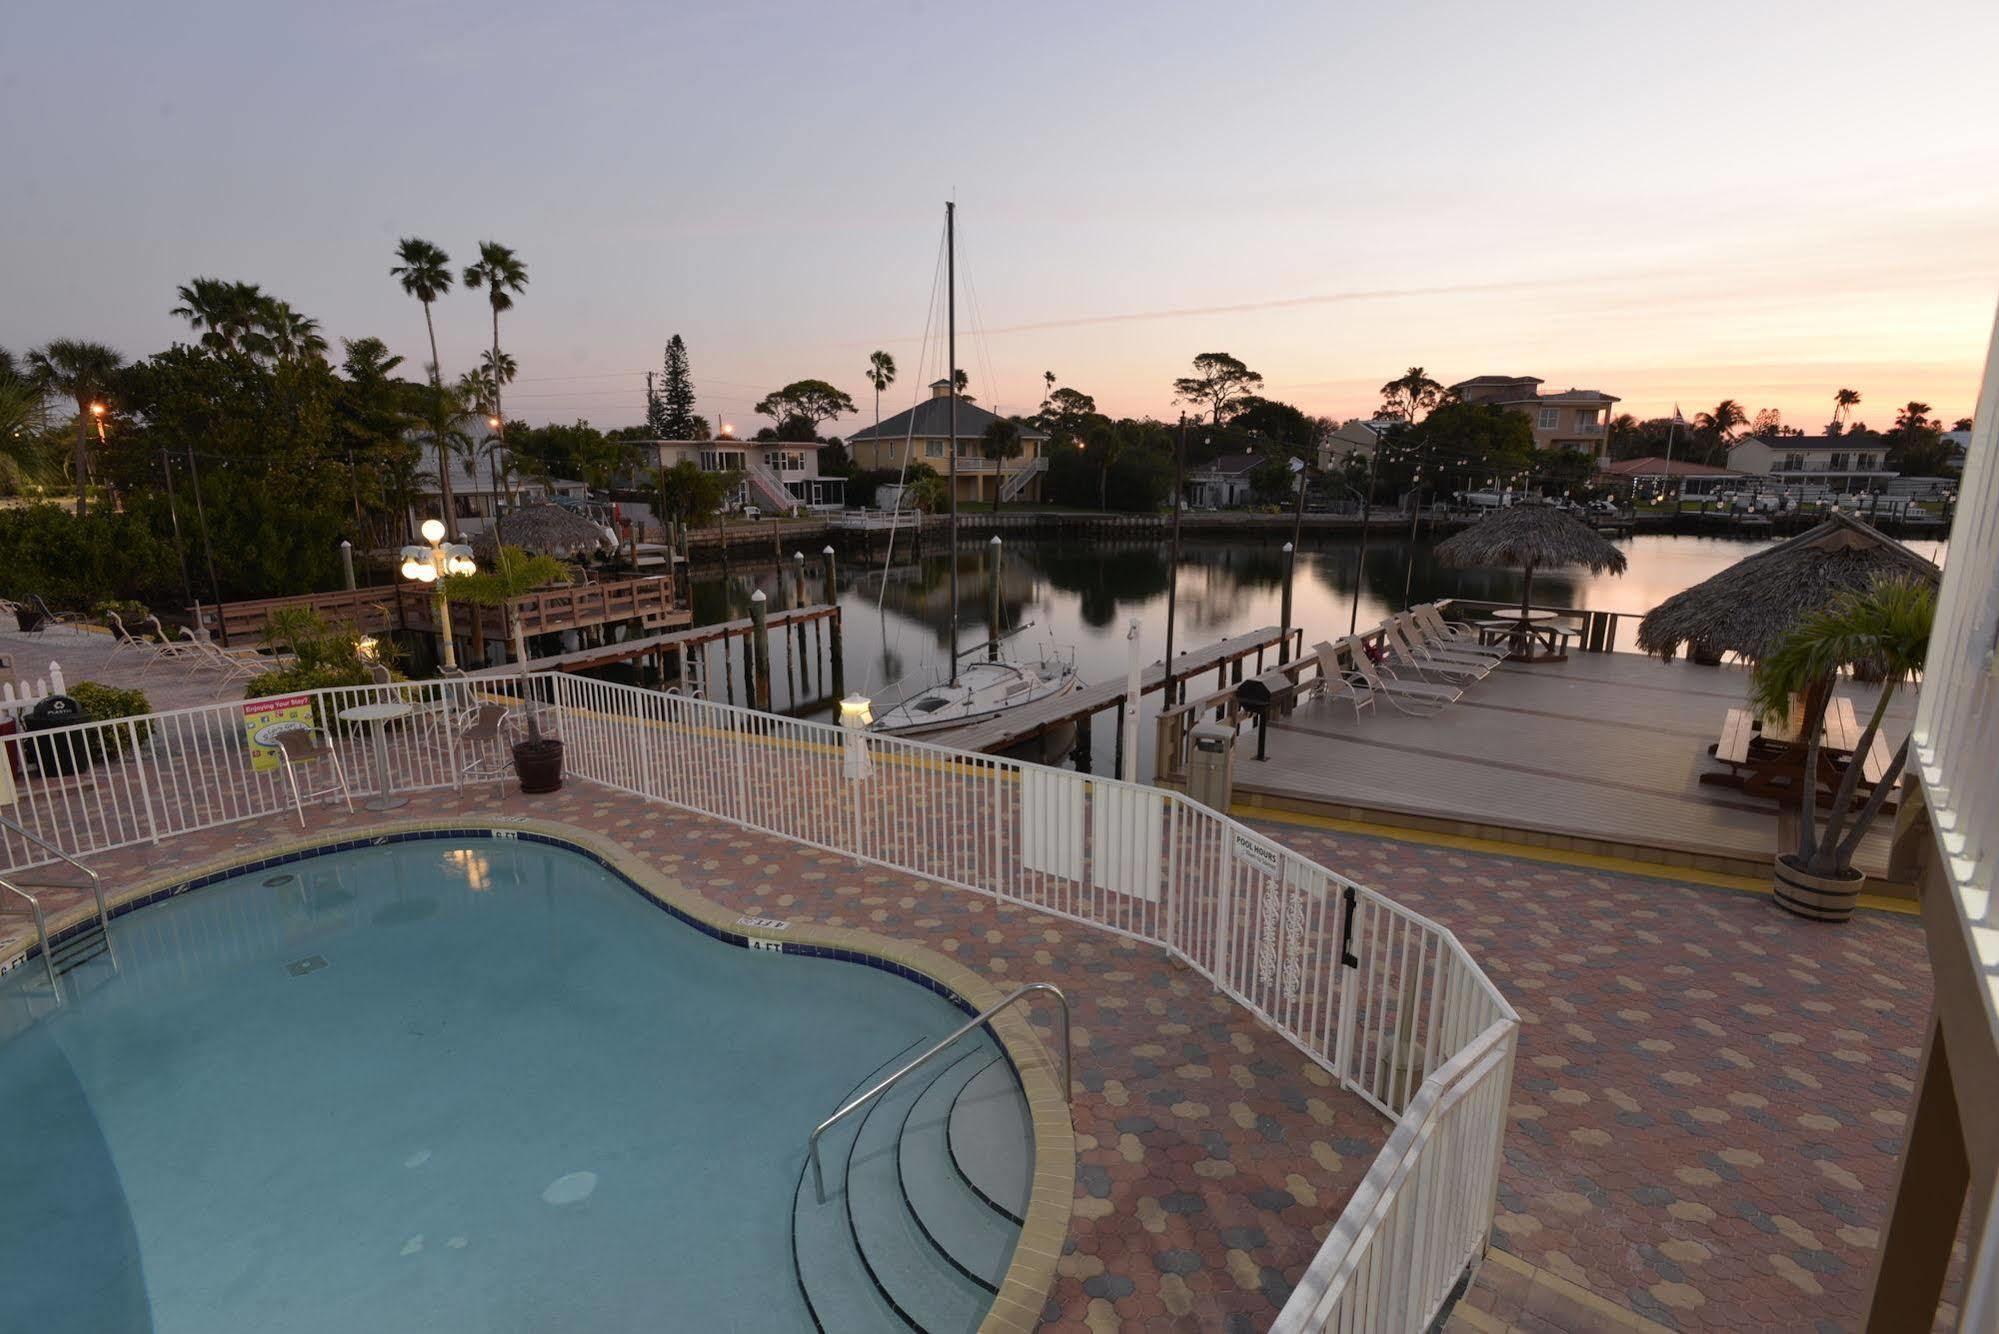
[1184,451,1265,508]
[845,379,1049,505]
[1596,454,1744,496]
[1727,432,1899,492]
[624,430,846,514]
[414,432,589,536]
[1449,374,1620,459]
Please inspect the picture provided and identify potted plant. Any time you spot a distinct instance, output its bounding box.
[442,546,572,793]
[1749,574,1934,921]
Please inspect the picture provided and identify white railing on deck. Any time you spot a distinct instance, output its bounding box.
[0,667,1516,1331]
[1909,302,1999,1332]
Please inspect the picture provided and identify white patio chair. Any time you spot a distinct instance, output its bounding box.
[141,616,201,666]
[1332,636,1460,714]
[1414,604,1503,657]
[1393,612,1500,676]
[275,726,354,827]
[104,611,161,667]
[1380,616,1492,683]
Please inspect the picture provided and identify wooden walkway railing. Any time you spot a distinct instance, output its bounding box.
[198,574,684,645]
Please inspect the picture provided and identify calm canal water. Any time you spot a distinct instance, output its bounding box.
[673,532,1946,780]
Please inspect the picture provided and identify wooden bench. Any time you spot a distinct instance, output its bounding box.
[1714,707,1756,766]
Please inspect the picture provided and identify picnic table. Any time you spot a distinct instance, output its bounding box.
[1701,698,1893,807]
[1475,612,1574,663]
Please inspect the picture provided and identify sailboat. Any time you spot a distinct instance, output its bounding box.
[869,201,1083,739]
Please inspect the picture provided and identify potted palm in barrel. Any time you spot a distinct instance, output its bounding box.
[442,546,573,794]
[1749,575,1934,921]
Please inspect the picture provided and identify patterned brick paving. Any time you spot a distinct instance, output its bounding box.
[1248,818,1937,1333]
[0,780,1944,1331]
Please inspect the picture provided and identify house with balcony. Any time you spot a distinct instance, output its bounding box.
[624,431,845,514]
[412,428,590,537]
[1184,452,1265,508]
[1449,375,1619,459]
[846,380,1049,505]
[1595,455,1745,496]
[1726,433,1898,493]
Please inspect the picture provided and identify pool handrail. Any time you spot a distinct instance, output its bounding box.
[0,811,114,1002]
[808,980,1070,1204]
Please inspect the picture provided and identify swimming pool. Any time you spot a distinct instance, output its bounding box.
[0,833,1035,1333]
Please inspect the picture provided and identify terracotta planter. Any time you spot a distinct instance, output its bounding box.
[512,737,565,794]
[1772,854,1864,922]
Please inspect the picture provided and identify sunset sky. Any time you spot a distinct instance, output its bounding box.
[7,0,1997,436]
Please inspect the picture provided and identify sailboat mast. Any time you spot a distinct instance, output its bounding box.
[947,199,959,685]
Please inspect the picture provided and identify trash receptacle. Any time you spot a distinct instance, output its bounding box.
[1187,722,1236,812]
[21,694,91,778]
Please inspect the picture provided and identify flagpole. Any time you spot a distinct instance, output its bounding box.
[1663,404,1682,515]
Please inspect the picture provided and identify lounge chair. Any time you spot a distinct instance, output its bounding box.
[141,616,200,665]
[1313,638,1460,714]
[104,611,163,667]
[275,726,354,827]
[1393,612,1502,674]
[1380,616,1492,683]
[1414,604,1503,657]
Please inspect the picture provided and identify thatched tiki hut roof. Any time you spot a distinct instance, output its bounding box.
[1637,512,1938,662]
[473,504,616,558]
[1431,503,1629,617]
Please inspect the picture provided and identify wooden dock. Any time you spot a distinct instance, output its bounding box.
[502,605,840,675]
[943,625,1297,758]
[1206,649,1914,885]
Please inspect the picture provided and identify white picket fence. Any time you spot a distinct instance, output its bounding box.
[0,668,1516,1331]
[0,662,67,720]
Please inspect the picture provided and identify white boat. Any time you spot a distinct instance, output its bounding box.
[871,649,1081,738]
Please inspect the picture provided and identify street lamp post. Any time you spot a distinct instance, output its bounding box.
[401,518,476,672]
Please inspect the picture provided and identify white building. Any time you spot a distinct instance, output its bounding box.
[625,432,845,514]
[1320,418,1394,470]
[1185,453,1265,508]
[411,428,589,537]
[1726,434,1898,493]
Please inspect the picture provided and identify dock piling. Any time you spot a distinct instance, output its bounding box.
[749,590,771,711]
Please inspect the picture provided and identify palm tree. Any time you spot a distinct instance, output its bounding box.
[26,339,121,517]
[391,237,459,538]
[1894,401,1935,434]
[865,349,896,462]
[1833,387,1861,429]
[1378,367,1445,423]
[1042,370,1056,411]
[462,241,528,508]
[1751,575,1933,884]
[1694,399,1747,441]
[171,278,271,355]
[262,300,327,361]
[980,419,1021,512]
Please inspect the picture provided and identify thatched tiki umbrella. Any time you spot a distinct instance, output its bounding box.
[1637,512,1937,664]
[474,503,616,558]
[1431,503,1629,621]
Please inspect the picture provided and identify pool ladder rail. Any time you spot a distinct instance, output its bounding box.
[0,814,116,1005]
[809,981,1071,1203]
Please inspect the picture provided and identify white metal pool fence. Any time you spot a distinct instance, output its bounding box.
[0,669,1517,1331]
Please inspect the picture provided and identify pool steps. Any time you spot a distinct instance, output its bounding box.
[946,1059,1033,1223]
[792,1034,1031,1332]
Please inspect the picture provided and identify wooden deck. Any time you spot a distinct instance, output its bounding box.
[1230,650,1915,883]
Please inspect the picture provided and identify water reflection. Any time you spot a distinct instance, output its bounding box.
[678,531,1945,777]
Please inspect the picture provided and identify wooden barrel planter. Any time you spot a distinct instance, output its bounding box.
[1772,855,1864,922]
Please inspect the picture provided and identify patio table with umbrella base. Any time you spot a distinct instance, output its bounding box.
[1432,505,1628,664]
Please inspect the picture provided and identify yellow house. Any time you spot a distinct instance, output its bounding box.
[846,380,1049,505]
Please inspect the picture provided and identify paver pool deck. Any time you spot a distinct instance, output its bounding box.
[0,779,1940,1331]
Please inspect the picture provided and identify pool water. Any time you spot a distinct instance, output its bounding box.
[0,837,1004,1333]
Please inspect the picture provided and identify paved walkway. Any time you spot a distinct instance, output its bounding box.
[1249,815,1941,1333]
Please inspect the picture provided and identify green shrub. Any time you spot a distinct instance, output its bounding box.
[68,681,153,761]
[92,599,150,626]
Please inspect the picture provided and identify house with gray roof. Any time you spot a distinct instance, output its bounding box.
[847,380,1049,505]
